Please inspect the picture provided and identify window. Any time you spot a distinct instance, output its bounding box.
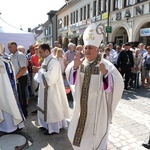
[124,0,132,7]
[49,27,51,35]
[58,19,62,28]
[45,28,48,35]
[76,10,78,22]
[93,0,96,17]
[103,0,108,12]
[113,0,119,10]
[67,15,69,26]
[137,0,146,2]
[98,0,102,15]
[87,4,90,19]
[80,8,83,21]
[71,13,73,24]
[64,16,66,26]
[73,12,75,23]
[84,6,86,20]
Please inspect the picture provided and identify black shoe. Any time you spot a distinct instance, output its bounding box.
[31,110,37,114]
[39,127,46,130]
[142,143,150,149]
[43,131,58,135]
[24,112,28,118]
[124,87,130,90]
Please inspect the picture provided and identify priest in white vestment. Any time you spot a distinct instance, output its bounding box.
[0,43,24,133]
[34,43,71,135]
[65,23,124,149]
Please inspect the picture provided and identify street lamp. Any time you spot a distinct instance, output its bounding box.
[106,0,111,44]
[125,13,132,28]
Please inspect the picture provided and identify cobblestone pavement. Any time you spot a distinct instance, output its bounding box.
[107,87,150,150]
[0,87,149,150]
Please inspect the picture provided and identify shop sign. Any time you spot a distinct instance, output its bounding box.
[78,21,82,26]
[140,28,150,37]
[136,6,143,15]
[62,26,68,31]
[70,23,76,29]
[96,15,101,21]
[75,23,79,27]
[106,26,112,33]
[82,20,87,25]
[91,17,96,23]
[102,12,108,20]
[116,12,122,20]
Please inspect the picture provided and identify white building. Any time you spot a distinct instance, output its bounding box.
[56,0,150,47]
[110,0,150,46]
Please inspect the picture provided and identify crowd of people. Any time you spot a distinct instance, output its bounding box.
[0,22,149,149]
[104,42,150,90]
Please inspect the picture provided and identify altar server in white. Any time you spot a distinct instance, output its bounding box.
[34,43,71,135]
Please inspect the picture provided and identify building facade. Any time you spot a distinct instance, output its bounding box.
[56,0,150,48]
[110,0,150,46]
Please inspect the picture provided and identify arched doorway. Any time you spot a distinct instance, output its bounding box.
[136,22,150,46]
[114,27,128,45]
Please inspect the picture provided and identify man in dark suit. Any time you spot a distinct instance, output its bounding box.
[117,43,134,90]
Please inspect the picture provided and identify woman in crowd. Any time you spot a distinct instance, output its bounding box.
[30,45,41,96]
[104,47,113,63]
[56,48,67,75]
[141,46,150,88]
[130,48,142,88]
[76,45,84,58]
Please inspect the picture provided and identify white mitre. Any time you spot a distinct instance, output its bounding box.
[83,23,104,48]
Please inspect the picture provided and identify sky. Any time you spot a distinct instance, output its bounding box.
[0,0,66,32]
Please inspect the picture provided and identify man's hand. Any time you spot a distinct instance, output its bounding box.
[32,66,40,73]
[118,67,121,72]
[99,62,108,76]
[16,67,27,80]
[73,52,84,70]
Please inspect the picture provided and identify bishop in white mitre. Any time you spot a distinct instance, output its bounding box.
[65,23,124,150]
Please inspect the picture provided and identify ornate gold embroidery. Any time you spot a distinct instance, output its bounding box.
[42,74,48,122]
[85,29,95,41]
[73,55,101,147]
[38,57,53,122]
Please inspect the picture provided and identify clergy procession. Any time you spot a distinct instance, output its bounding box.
[0,23,150,149]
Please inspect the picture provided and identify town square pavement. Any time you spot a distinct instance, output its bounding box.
[0,87,149,150]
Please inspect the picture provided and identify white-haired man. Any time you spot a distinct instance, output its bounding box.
[108,42,116,55]
[64,42,77,65]
[8,41,28,118]
[65,23,124,149]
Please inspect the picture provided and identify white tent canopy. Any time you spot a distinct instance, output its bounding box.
[0,32,35,54]
[0,17,35,54]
